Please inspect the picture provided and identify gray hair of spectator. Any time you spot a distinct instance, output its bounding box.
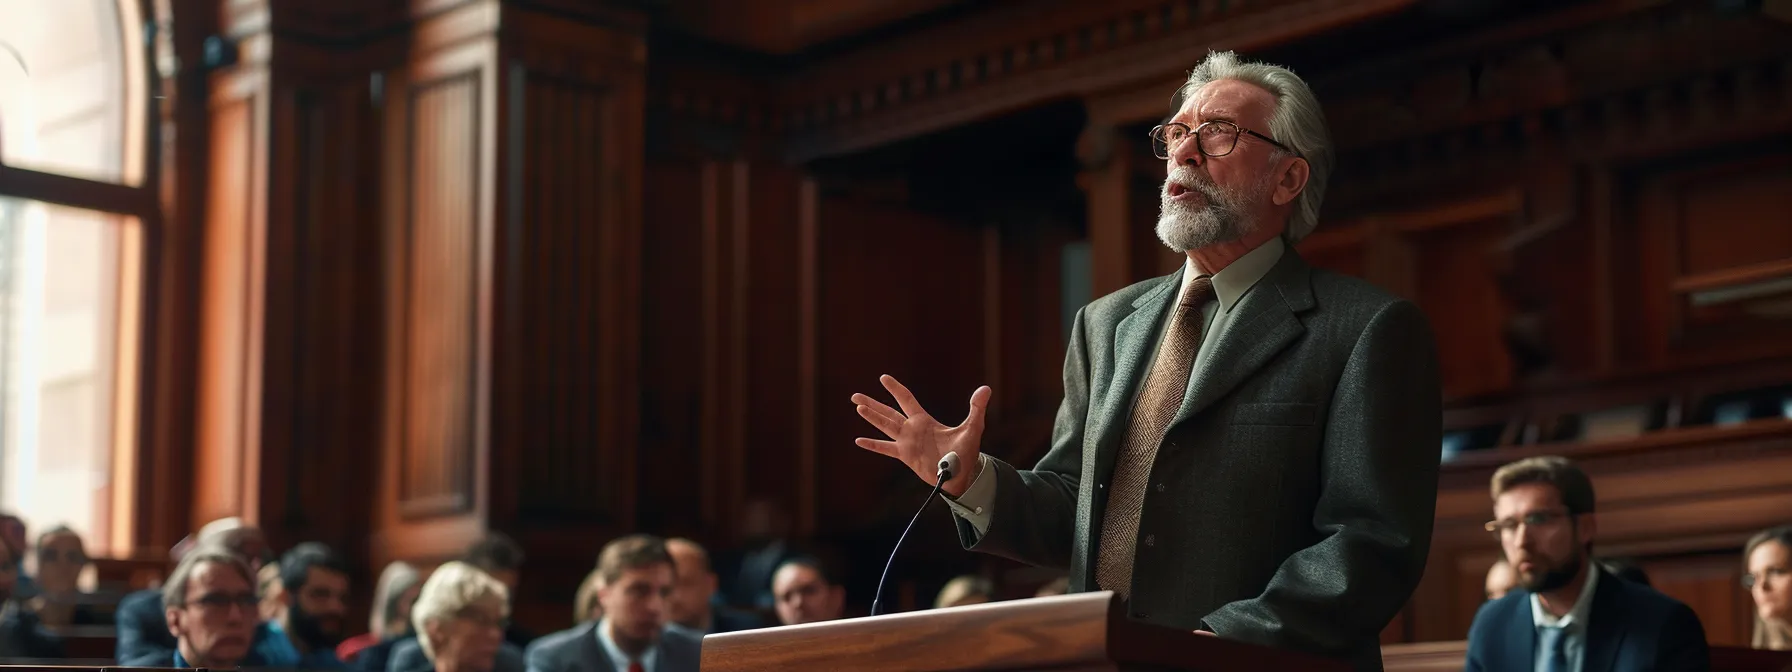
[370,561,423,635]
[1176,50,1334,244]
[162,548,256,610]
[411,561,509,661]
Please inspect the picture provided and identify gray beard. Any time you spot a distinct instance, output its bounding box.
[1154,174,1262,253]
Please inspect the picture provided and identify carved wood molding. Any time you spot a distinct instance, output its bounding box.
[649,0,1415,160]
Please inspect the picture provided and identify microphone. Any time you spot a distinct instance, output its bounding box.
[870,452,961,617]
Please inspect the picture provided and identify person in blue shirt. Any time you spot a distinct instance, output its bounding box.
[271,542,353,669]
[163,547,262,669]
[1464,456,1709,672]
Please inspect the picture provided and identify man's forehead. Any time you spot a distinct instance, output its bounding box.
[191,562,250,591]
[1174,79,1274,123]
[1494,482,1563,512]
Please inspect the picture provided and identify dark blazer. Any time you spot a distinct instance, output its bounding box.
[957,248,1441,670]
[0,608,65,659]
[523,622,701,672]
[114,588,175,663]
[1464,567,1710,672]
[386,638,524,672]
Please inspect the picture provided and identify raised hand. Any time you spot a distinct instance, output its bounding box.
[852,375,992,497]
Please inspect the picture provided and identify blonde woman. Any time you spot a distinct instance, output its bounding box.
[407,562,511,672]
[933,575,994,609]
[1746,526,1792,650]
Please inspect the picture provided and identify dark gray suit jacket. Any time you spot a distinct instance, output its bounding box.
[523,622,701,672]
[957,248,1441,670]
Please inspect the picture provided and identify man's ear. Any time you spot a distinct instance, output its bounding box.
[165,608,184,638]
[1271,156,1310,207]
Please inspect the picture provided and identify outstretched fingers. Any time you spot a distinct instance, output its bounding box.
[850,393,904,424]
[964,385,992,429]
[856,403,904,439]
[854,437,900,458]
[880,375,928,418]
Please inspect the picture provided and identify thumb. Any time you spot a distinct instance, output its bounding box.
[964,386,993,429]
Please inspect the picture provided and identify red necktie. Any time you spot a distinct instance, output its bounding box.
[627,663,644,672]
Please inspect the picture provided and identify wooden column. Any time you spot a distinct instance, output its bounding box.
[1077,122,1134,298]
[189,0,384,556]
[372,1,648,627]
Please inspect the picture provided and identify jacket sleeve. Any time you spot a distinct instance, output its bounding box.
[952,305,1093,570]
[1654,601,1711,672]
[1201,300,1443,656]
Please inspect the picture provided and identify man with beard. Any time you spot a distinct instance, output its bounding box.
[1465,456,1709,671]
[272,542,353,669]
[850,50,1440,669]
[525,535,700,672]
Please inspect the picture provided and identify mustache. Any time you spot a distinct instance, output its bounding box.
[1164,167,1223,200]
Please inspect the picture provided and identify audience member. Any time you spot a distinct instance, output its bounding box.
[273,542,352,668]
[0,515,38,601]
[260,562,286,621]
[1034,576,1070,598]
[340,562,423,666]
[404,562,519,672]
[572,570,604,625]
[118,519,298,666]
[770,557,843,626]
[160,548,262,668]
[1484,558,1516,601]
[1464,456,1709,671]
[28,526,106,627]
[525,535,700,672]
[0,532,63,659]
[664,538,760,637]
[933,576,994,609]
[461,534,534,649]
[1745,525,1792,651]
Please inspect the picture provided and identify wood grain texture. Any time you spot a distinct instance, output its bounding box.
[1382,641,1792,671]
[701,591,1349,672]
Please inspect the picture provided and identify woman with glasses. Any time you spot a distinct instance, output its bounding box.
[1745,526,1792,650]
[27,526,107,628]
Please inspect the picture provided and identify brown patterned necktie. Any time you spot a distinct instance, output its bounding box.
[1095,274,1215,598]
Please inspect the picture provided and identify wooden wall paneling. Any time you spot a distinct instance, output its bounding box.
[373,2,498,568]
[638,157,711,538]
[135,0,215,556]
[193,30,270,530]
[486,2,647,535]
[1077,123,1134,298]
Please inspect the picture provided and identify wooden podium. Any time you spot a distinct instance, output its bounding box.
[700,591,1352,671]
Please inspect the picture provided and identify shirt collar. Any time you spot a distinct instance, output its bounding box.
[1181,236,1284,311]
[1530,563,1600,631]
[595,618,660,671]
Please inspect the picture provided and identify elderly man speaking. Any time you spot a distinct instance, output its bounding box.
[852,50,1442,670]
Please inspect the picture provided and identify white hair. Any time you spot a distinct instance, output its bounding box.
[1179,51,1334,243]
[411,561,509,661]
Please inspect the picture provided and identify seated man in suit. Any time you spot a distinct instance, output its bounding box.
[162,547,262,668]
[525,535,700,672]
[118,518,297,666]
[1465,456,1709,671]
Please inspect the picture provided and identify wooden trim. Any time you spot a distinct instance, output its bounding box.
[1443,417,1792,470]
[781,0,1417,162]
[796,175,818,538]
[0,167,159,216]
[1671,258,1792,294]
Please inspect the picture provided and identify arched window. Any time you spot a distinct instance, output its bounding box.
[0,0,156,558]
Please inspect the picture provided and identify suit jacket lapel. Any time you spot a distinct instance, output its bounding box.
[1088,270,1183,482]
[1169,249,1313,429]
[1583,569,1625,672]
[579,622,617,672]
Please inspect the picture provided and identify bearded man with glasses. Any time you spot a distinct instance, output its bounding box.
[1465,456,1710,671]
[851,50,1443,670]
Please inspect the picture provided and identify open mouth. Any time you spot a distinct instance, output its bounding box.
[1167,182,1202,202]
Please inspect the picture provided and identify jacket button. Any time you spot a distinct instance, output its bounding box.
[1155,483,1165,493]
[1135,610,1149,620]
[1097,483,1105,489]
[1144,534,1155,547]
